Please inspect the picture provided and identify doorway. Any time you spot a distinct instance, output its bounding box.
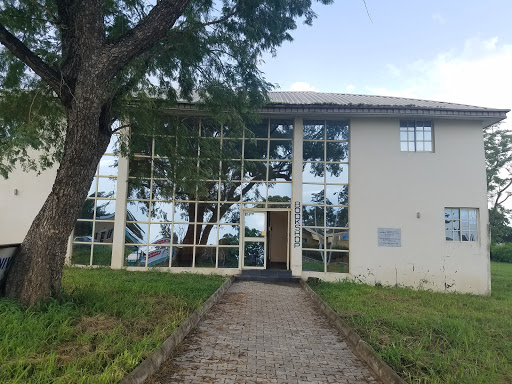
[241,209,290,270]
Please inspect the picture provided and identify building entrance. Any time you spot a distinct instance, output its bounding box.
[241,209,290,270]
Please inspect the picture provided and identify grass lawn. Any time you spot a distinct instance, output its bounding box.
[310,262,512,384]
[0,268,226,383]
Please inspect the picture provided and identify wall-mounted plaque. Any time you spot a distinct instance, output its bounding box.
[378,228,401,247]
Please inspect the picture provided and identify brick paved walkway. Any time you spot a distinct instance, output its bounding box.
[148,281,381,384]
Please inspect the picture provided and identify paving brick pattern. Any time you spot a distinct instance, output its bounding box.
[149,281,381,384]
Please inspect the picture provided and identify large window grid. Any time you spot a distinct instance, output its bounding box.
[302,120,349,273]
[124,118,293,269]
[445,208,478,242]
[400,121,433,152]
[71,134,119,266]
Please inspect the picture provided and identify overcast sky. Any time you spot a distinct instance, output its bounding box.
[260,0,511,123]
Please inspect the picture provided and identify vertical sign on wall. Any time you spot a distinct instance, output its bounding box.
[290,117,303,276]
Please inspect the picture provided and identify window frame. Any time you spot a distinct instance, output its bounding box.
[400,121,434,152]
[444,207,479,242]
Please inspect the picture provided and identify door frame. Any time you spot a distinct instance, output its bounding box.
[241,208,291,270]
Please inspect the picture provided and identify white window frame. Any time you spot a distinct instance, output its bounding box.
[444,208,479,242]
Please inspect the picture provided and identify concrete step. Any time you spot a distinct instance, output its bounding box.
[236,269,300,283]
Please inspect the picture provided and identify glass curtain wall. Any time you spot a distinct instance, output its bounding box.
[71,134,119,266]
[124,118,293,269]
[302,120,349,273]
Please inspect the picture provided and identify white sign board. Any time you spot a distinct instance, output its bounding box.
[378,228,401,247]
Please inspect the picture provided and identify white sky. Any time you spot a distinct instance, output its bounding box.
[260,0,512,127]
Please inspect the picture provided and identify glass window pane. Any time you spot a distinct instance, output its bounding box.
[326,251,349,273]
[196,203,218,223]
[195,247,216,268]
[126,200,150,222]
[244,212,266,236]
[452,209,460,219]
[128,178,151,200]
[218,247,239,268]
[244,140,268,159]
[302,228,324,249]
[95,199,115,220]
[219,225,240,245]
[461,209,469,220]
[105,133,120,154]
[269,140,292,160]
[461,231,470,241]
[302,250,324,272]
[71,244,91,265]
[98,156,118,176]
[400,142,408,151]
[125,222,148,244]
[196,224,218,245]
[445,230,453,241]
[219,203,240,223]
[470,231,478,241]
[445,220,453,231]
[267,183,292,202]
[93,221,115,244]
[303,141,324,161]
[152,179,174,201]
[303,206,325,227]
[241,182,266,202]
[174,203,195,223]
[78,200,95,220]
[244,241,264,267]
[152,158,173,179]
[220,181,241,201]
[97,177,117,198]
[416,142,424,151]
[400,132,408,141]
[327,229,349,250]
[452,231,460,241]
[325,185,348,205]
[268,161,292,181]
[326,206,349,228]
[303,121,324,140]
[326,142,349,162]
[173,223,194,245]
[325,164,348,184]
[303,184,325,205]
[129,157,152,178]
[303,162,325,183]
[222,139,243,159]
[201,120,222,137]
[74,221,93,240]
[149,223,173,245]
[270,120,293,138]
[326,121,349,140]
[408,142,415,151]
[469,220,477,230]
[247,120,269,138]
[124,245,144,266]
[172,246,193,267]
[469,209,477,220]
[425,132,432,141]
[92,244,112,266]
[243,161,267,181]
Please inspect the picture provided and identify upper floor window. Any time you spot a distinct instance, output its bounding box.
[400,121,433,152]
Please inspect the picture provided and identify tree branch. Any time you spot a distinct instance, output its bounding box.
[0,23,62,97]
[201,7,237,27]
[26,0,60,26]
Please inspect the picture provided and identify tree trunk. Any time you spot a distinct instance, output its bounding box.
[4,92,111,306]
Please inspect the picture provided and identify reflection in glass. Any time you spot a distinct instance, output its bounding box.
[195,247,216,268]
[129,157,152,178]
[244,212,265,236]
[302,250,324,272]
[244,242,264,267]
[196,202,218,223]
[325,185,348,205]
[92,244,112,266]
[220,181,241,201]
[174,202,195,222]
[74,221,93,240]
[247,120,268,138]
[302,162,324,183]
[171,246,193,267]
[326,229,349,250]
[268,161,292,181]
[172,223,193,245]
[222,139,243,159]
[95,199,115,220]
[96,177,117,198]
[269,140,292,160]
[150,201,173,223]
[152,158,173,179]
[303,121,324,140]
[78,200,95,220]
[270,119,293,138]
[243,161,267,181]
[93,221,115,243]
[125,223,148,244]
[302,228,324,249]
[201,120,222,137]
[128,178,151,200]
[267,183,292,202]
[244,140,268,159]
[326,207,349,228]
[195,224,218,245]
[303,141,324,161]
[326,251,349,273]
[98,156,118,176]
[325,164,348,184]
[105,133,120,154]
[326,121,349,140]
[242,183,266,202]
[302,184,325,205]
[219,225,240,245]
[303,206,325,227]
[196,181,219,202]
[221,160,242,180]
[219,203,240,223]
[150,223,173,244]
[126,200,150,222]
[326,142,349,162]
[71,244,91,265]
[87,178,97,197]
[218,247,239,268]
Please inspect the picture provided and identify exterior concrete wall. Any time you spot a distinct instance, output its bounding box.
[349,117,490,294]
[0,166,56,244]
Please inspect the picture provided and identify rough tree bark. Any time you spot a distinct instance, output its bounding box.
[1,0,191,306]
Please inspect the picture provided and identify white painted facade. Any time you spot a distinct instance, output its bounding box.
[1,93,507,295]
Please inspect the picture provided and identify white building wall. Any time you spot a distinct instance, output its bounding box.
[349,117,490,294]
[0,166,56,244]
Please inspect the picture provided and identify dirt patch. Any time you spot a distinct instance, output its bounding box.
[76,315,123,334]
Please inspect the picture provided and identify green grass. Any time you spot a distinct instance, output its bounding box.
[310,262,512,384]
[0,268,226,383]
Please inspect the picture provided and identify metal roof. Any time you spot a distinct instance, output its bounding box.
[267,91,507,112]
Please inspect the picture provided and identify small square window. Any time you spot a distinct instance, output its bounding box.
[400,121,433,152]
[445,208,478,242]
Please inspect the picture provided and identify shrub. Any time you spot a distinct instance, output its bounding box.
[490,242,512,263]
